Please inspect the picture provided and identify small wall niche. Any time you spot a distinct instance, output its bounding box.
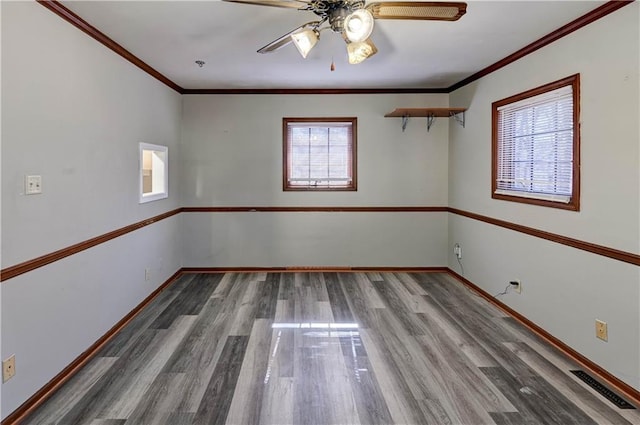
[139,143,168,203]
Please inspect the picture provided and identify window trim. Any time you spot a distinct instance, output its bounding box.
[491,74,580,211]
[283,117,358,191]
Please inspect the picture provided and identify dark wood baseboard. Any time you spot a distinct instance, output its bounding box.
[446,268,640,407]
[0,269,183,425]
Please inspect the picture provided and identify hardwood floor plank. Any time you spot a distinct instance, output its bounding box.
[228,279,260,336]
[337,273,380,329]
[340,333,394,424]
[309,272,330,302]
[277,272,295,301]
[255,273,280,319]
[323,272,356,322]
[359,328,433,425]
[167,277,251,412]
[164,412,195,425]
[353,272,386,309]
[499,316,640,423]
[124,372,187,424]
[210,272,239,299]
[373,276,429,335]
[365,272,384,282]
[274,299,295,322]
[98,286,180,357]
[292,334,359,425]
[150,274,221,329]
[259,377,294,425]
[160,298,223,373]
[225,320,272,425]
[503,341,636,425]
[374,309,496,424]
[417,399,456,425]
[292,344,329,425]
[481,366,598,425]
[192,335,249,425]
[273,325,295,379]
[22,357,118,425]
[102,315,197,419]
[418,293,507,369]
[489,412,546,425]
[393,272,429,296]
[421,273,509,319]
[57,329,162,424]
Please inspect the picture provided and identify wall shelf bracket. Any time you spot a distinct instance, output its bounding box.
[450,110,465,128]
[426,114,436,132]
[401,115,409,132]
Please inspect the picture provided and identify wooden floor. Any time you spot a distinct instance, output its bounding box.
[22,272,639,425]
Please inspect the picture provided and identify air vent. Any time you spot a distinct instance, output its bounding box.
[570,370,636,409]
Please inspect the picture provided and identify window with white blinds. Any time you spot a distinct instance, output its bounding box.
[492,74,580,210]
[283,118,357,191]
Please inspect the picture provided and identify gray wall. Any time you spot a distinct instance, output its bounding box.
[1,2,183,417]
[179,94,451,267]
[448,3,640,391]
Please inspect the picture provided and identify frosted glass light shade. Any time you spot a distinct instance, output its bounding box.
[344,9,374,43]
[347,38,378,64]
[291,29,319,58]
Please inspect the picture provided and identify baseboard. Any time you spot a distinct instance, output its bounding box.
[446,268,640,407]
[1,269,184,425]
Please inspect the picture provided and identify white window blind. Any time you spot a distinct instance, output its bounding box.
[286,121,354,189]
[496,84,574,203]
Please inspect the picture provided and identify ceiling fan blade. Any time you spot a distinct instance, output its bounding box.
[367,2,467,21]
[223,0,310,9]
[257,21,321,53]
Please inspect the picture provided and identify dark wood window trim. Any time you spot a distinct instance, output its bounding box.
[491,74,580,211]
[283,117,357,191]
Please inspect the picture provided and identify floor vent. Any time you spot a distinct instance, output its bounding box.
[570,370,636,409]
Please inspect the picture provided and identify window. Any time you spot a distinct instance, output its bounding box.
[139,143,168,203]
[283,117,357,191]
[492,74,580,210]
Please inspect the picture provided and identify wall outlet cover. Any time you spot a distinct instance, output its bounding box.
[3,355,16,382]
[596,319,608,341]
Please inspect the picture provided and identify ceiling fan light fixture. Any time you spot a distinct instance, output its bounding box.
[346,38,378,64]
[291,29,319,58]
[344,9,374,43]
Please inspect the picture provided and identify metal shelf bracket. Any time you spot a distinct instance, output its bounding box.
[401,115,409,132]
[450,110,465,128]
[426,114,436,132]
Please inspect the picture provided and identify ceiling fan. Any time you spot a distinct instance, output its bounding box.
[223,1,467,64]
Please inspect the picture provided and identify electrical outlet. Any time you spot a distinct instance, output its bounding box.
[596,319,608,341]
[25,175,42,195]
[453,243,462,259]
[3,355,16,382]
[145,268,151,281]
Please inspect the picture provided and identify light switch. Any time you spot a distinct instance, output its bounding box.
[25,175,42,195]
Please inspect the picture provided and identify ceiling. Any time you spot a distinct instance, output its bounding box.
[58,0,607,90]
